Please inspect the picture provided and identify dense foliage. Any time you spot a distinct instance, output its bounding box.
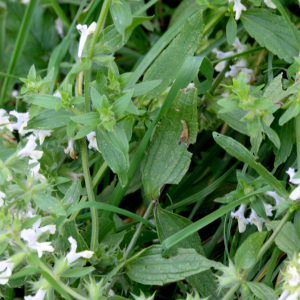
[2,0,300,299]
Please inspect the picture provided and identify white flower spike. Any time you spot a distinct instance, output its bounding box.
[229,0,246,20]
[87,131,99,151]
[0,259,14,285]
[20,219,56,258]
[64,139,78,160]
[29,159,46,182]
[286,168,300,184]
[9,110,29,132]
[33,130,52,145]
[18,135,43,160]
[287,266,300,287]
[264,0,276,8]
[0,109,13,132]
[24,288,47,300]
[263,201,273,217]
[232,37,247,53]
[212,49,235,72]
[76,22,97,58]
[225,59,254,83]
[0,191,6,207]
[231,203,248,233]
[66,236,94,265]
[247,209,265,232]
[266,191,285,205]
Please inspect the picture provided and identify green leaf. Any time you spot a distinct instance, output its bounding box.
[246,282,276,300]
[250,197,267,219]
[266,221,300,258]
[20,216,41,231]
[141,88,198,200]
[235,232,267,271]
[110,0,133,36]
[279,101,300,125]
[32,193,66,216]
[261,120,280,149]
[62,179,81,209]
[74,125,96,140]
[71,112,101,125]
[62,220,89,251]
[125,245,221,285]
[91,87,102,110]
[155,207,221,299]
[60,267,95,278]
[241,9,300,63]
[66,120,78,137]
[0,241,8,256]
[25,94,62,109]
[212,132,289,199]
[130,80,162,97]
[262,73,283,102]
[26,109,76,130]
[66,60,92,84]
[226,15,237,45]
[294,210,300,240]
[96,125,129,187]
[112,89,134,118]
[143,9,204,99]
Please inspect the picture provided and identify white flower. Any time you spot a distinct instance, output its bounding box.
[286,168,300,184]
[69,172,84,182]
[12,90,18,98]
[9,110,29,132]
[263,201,273,217]
[225,59,254,83]
[87,131,99,151]
[286,292,299,300]
[24,288,47,300]
[213,49,235,72]
[21,0,30,4]
[231,203,248,233]
[29,159,46,182]
[0,109,13,132]
[64,139,78,160]
[0,259,14,285]
[66,237,94,265]
[0,191,5,207]
[288,266,300,287]
[264,0,276,8]
[232,37,247,53]
[18,135,43,160]
[266,191,285,205]
[33,130,52,145]
[247,209,265,232]
[20,219,55,258]
[278,290,289,300]
[229,0,247,20]
[55,18,64,38]
[76,22,97,58]
[53,91,62,98]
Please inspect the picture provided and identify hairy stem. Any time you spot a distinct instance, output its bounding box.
[222,282,241,300]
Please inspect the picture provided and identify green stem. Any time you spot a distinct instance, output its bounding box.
[80,139,98,251]
[0,72,20,80]
[208,61,230,95]
[87,0,111,59]
[49,0,71,28]
[69,161,108,220]
[222,282,241,300]
[0,0,39,105]
[84,69,90,113]
[296,114,300,170]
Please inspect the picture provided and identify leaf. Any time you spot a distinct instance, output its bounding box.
[279,101,300,126]
[141,88,198,200]
[262,73,283,102]
[261,120,280,149]
[155,207,221,299]
[212,132,289,199]
[266,221,300,258]
[143,9,204,99]
[91,87,102,110]
[25,94,62,109]
[71,112,101,125]
[62,179,81,209]
[60,267,95,278]
[226,15,237,45]
[241,9,300,63]
[110,0,133,36]
[112,89,134,118]
[96,125,129,187]
[250,197,267,219]
[32,193,66,216]
[66,60,92,84]
[62,220,89,251]
[235,232,267,271]
[294,210,300,240]
[130,80,162,97]
[0,241,8,256]
[74,125,96,140]
[125,245,221,285]
[26,109,76,130]
[246,282,276,300]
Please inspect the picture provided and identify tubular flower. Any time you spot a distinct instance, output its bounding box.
[66,237,94,265]
[64,139,78,160]
[229,0,246,20]
[18,135,43,160]
[266,191,285,205]
[0,260,14,285]
[76,22,97,58]
[24,288,47,300]
[231,203,248,233]
[247,209,265,232]
[87,131,99,151]
[263,201,273,217]
[286,168,300,200]
[0,109,13,132]
[225,59,255,83]
[20,219,56,258]
[264,0,276,8]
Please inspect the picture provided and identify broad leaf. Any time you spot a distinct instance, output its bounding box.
[125,245,221,285]
[71,112,101,126]
[143,9,204,99]
[25,94,62,109]
[60,267,95,278]
[241,9,300,63]
[110,0,132,36]
[112,89,134,118]
[246,282,276,300]
[32,193,66,216]
[131,80,162,97]
[96,125,129,187]
[62,179,81,209]
[141,88,198,200]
